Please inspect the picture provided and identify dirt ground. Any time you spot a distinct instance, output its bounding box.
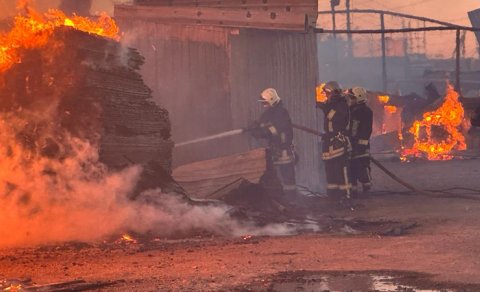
[1,158,480,291]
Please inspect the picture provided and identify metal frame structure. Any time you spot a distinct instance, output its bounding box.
[315,9,480,94]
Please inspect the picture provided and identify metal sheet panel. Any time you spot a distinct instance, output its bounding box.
[229,29,321,189]
[468,8,480,46]
[116,16,322,190]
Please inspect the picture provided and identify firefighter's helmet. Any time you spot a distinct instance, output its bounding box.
[350,86,368,103]
[323,81,342,94]
[259,88,281,106]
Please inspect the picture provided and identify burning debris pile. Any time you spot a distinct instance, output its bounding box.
[373,85,469,161]
[402,85,467,160]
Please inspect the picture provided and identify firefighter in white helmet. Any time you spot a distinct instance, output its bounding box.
[347,86,373,196]
[248,88,297,200]
[316,81,352,199]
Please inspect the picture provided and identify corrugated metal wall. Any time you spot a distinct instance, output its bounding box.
[468,9,480,46]
[118,20,244,167]
[116,19,322,189]
[229,29,321,189]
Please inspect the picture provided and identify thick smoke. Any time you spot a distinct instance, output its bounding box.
[0,134,293,248]
[0,1,300,248]
[0,58,291,249]
[0,108,294,247]
[0,90,294,247]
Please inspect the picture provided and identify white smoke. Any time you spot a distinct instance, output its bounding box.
[131,190,298,238]
[0,109,295,247]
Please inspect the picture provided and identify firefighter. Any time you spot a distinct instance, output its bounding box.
[347,86,373,196]
[248,88,297,200]
[316,81,352,198]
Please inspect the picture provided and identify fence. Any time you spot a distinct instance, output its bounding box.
[315,9,480,97]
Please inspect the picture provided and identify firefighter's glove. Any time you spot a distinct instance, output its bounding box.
[245,121,263,138]
[245,121,259,131]
[315,101,326,109]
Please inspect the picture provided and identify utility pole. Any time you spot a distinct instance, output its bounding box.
[402,19,408,57]
[423,21,427,55]
[380,12,387,92]
[455,29,462,95]
[346,0,353,57]
[330,0,340,39]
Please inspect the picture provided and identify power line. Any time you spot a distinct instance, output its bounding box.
[316,26,480,34]
[317,9,461,28]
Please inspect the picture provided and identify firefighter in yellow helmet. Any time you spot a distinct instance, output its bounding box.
[316,81,352,199]
[346,86,373,196]
[248,88,297,200]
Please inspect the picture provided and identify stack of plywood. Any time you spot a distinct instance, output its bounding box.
[173,148,266,198]
[0,27,174,174]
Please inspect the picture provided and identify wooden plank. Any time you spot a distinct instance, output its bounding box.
[115,4,309,31]
[172,148,266,198]
[133,0,315,13]
[132,0,318,26]
[134,0,315,7]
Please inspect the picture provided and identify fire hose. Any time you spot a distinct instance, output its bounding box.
[290,123,441,198]
[173,123,480,199]
[175,123,426,194]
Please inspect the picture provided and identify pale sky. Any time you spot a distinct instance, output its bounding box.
[318,0,479,26]
[318,0,480,58]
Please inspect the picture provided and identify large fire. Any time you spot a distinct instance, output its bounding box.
[0,1,131,247]
[402,85,466,160]
[0,3,119,72]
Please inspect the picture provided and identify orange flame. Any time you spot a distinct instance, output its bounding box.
[378,94,399,134]
[384,105,397,114]
[402,85,466,160]
[378,95,390,104]
[121,234,138,244]
[3,284,22,292]
[0,6,119,73]
[378,95,398,114]
[316,83,327,103]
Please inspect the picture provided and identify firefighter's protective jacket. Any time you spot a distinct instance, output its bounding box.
[316,94,351,160]
[349,103,373,158]
[250,101,295,165]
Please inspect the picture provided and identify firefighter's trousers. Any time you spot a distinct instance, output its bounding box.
[261,149,297,197]
[324,154,352,198]
[350,155,372,192]
[273,162,296,195]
